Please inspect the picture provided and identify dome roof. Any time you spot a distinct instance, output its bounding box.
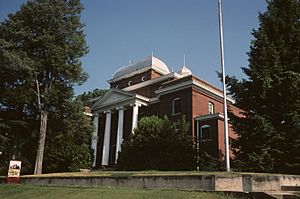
[178,65,192,76]
[111,56,170,80]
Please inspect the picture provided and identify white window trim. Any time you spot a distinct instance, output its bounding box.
[208,102,214,114]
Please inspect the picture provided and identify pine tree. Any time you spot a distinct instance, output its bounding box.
[227,0,300,174]
[0,0,88,174]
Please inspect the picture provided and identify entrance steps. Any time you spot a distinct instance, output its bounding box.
[265,191,300,199]
[265,185,300,199]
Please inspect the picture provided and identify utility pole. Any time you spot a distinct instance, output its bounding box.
[218,0,230,171]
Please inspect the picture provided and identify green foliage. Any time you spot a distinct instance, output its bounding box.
[197,152,225,171]
[0,0,90,173]
[226,0,300,174]
[0,115,38,174]
[117,116,195,171]
[0,99,93,174]
[0,0,89,113]
[75,88,108,106]
[43,100,93,173]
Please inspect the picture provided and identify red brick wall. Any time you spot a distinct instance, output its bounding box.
[110,70,163,89]
[159,88,193,131]
[192,87,240,159]
[191,88,225,138]
[123,108,133,141]
[217,120,225,158]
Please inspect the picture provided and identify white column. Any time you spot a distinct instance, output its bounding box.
[91,114,99,167]
[131,103,139,134]
[115,107,124,164]
[102,110,111,166]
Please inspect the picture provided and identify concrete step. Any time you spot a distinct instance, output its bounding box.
[266,191,300,199]
[281,186,300,192]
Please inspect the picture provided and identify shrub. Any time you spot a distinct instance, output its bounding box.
[117,116,195,170]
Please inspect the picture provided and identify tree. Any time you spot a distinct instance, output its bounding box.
[117,116,195,171]
[43,99,93,173]
[0,0,88,174]
[226,0,300,174]
[75,88,108,106]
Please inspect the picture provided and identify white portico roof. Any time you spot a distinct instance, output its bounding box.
[109,56,170,83]
[92,88,149,112]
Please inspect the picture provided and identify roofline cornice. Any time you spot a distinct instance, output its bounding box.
[155,78,235,104]
[195,113,225,121]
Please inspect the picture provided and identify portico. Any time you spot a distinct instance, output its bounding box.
[91,89,148,167]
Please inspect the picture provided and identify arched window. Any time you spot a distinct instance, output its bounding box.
[201,125,211,141]
[208,102,214,114]
[172,98,181,115]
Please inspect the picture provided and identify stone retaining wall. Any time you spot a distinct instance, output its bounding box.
[20,175,216,190]
[2,173,300,192]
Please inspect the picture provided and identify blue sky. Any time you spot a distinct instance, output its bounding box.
[0,0,267,95]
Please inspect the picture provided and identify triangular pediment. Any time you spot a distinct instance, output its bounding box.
[92,88,135,109]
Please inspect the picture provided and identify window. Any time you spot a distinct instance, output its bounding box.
[141,76,147,82]
[208,102,214,114]
[128,81,132,86]
[172,98,181,115]
[201,125,211,141]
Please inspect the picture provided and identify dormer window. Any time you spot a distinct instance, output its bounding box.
[208,102,214,114]
[128,81,132,86]
[172,98,181,115]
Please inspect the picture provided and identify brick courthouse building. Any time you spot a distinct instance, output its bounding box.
[90,56,240,168]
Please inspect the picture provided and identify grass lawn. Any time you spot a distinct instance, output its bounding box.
[0,184,238,199]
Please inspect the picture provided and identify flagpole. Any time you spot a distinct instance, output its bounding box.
[218,0,230,171]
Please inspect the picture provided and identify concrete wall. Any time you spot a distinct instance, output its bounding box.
[215,175,243,191]
[4,173,298,192]
[20,175,215,190]
[250,175,281,192]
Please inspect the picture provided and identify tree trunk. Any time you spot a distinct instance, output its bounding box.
[34,110,48,175]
